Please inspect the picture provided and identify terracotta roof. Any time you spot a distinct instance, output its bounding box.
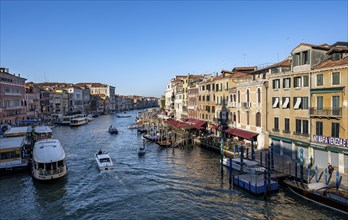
[251,57,291,73]
[232,66,257,73]
[292,43,331,52]
[314,56,348,69]
[327,47,348,54]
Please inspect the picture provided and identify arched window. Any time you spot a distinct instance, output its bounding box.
[246,89,250,103]
[256,112,261,127]
[257,88,261,103]
[238,91,240,103]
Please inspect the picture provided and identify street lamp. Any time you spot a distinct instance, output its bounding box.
[219,98,228,172]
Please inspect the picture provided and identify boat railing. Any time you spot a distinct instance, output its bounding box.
[37,167,66,176]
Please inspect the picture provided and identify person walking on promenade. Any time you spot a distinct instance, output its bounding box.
[328,163,334,175]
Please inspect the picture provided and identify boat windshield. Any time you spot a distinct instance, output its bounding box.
[100,158,110,163]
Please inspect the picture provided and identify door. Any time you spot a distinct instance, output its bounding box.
[314,149,328,169]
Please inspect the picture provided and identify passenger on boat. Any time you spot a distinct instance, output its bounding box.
[328,163,334,175]
[98,149,103,155]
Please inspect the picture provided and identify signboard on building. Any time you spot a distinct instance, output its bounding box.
[313,135,348,148]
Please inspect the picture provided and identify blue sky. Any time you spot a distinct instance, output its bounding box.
[1,1,347,97]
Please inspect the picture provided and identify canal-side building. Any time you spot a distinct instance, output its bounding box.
[197,74,215,125]
[25,82,41,118]
[173,79,184,120]
[309,42,348,173]
[187,85,199,119]
[0,68,27,125]
[267,43,330,165]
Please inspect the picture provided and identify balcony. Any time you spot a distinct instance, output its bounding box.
[4,92,22,96]
[272,128,280,132]
[227,102,236,108]
[309,107,342,118]
[241,102,251,109]
[283,130,290,134]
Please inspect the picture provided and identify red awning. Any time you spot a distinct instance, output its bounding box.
[165,120,191,129]
[225,128,258,140]
[182,118,207,129]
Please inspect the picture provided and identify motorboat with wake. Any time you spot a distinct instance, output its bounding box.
[109,125,118,134]
[138,141,146,156]
[95,150,113,171]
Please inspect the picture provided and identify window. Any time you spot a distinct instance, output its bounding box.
[282,97,290,109]
[257,88,261,103]
[316,121,323,136]
[284,118,290,132]
[293,97,302,109]
[317,96,323,110]
[295,119,302,134]
[206,95,210,101]
[247,111,250,125]
[238,111,240,123]
[256,112,261,127]
[331,122,340,138]
[302,97,309,109]
[332,72,340,85]
[303,76,309,87]
[303,120,308,135]
[274,117,279,131]
[246,90,250,102]
[220,83,222,91]
[294,77,302,87]
[238,91,240,103]
[272,97,279,108]
[212,84,215,91]
[283,78,291,88]
[317,74,323,86]
[272,79,280,89]
[216,84,219,91]
[302,51,310,64]
[212,106,215,113]
[293,53,300,66]
[225,82,228,90]
[332,96,340,115]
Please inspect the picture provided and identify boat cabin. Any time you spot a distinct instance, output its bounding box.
[0,136,26,169]
[33,126,53,141]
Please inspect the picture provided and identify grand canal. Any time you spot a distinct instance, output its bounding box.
[0,110,346,219]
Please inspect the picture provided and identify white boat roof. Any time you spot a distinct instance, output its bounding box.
[33,139,65,163]
[4,126,31,136]
[232,158,259,166]
[0,136,25,150]
[34,126,52,134]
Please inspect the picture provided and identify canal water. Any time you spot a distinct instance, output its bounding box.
[1,110,346,219]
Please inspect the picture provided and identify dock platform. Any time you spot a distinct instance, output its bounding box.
[233,173,279,195]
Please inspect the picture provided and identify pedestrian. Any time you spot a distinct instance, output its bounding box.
[328,163,334,175]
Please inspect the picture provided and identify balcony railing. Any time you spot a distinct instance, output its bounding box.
[227,102,236,108]
[309,107,342,117]
[241,102,251,109]
[283,130,290,134]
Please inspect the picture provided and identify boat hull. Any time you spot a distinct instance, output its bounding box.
[284,180,348,214]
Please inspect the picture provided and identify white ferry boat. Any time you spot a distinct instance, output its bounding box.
[70,117,88,126]
[33,126,53,141]
[32,139,68,180]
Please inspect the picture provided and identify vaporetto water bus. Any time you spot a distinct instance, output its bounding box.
[32,139,68,180]
[33,126,53,141]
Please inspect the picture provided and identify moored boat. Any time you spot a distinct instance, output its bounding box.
[33,126,53,141]
[70,117,88,126]
[284,179,348,214]
[222,157,266,174]
[32,139,68,180]
[95,150,113,171]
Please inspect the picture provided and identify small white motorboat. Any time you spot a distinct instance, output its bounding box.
[95,150,113,171]
[222,157,266,174]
